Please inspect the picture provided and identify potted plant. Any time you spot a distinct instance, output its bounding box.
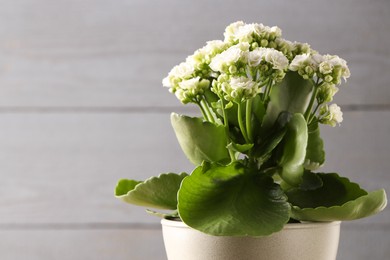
[115,21,387,260]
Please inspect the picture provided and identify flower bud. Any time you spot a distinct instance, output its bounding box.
[324,75,333,83]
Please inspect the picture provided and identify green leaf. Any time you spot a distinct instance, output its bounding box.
[115,172,188,210]
[252,95,266,124]
[277,113,308,186]
[115,179,141,196]
[253,127,286,164]
[287,173,387,221]
[171,113,230,165]
[146,209,179,219]
[178,162,291,236]
[299,171,323,191]
[226,142,254,153]
[304,120,325,170]
[262,71,313,130]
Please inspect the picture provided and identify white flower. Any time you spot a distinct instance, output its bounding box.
[203,40,228,55]
[246,48,266,67]
[289,53,311,71]
[329,104,343,124]
[209,43,249,72]
[174,77,210,104]
[162,61,195,89]
[320,103,343,127]
[253,23,265,35]
[246,48,288,71]
[304,159,322,171]
[319,61,333,74]
[269,26,282,38]
[323,55,351,81]
[224,21,245,43]
[188,40,229,67]
[162,76,172,88]
[179,77,201,91]
[235,23,259,43]
[310,53,324,67]
[264,49,289,71]
[168,62,194,80]
[223,76,259,101]
[229,76,257,91]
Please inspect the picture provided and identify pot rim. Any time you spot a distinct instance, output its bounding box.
[161,218,341,230]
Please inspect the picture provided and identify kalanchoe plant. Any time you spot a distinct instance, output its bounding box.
[115,22,387,236]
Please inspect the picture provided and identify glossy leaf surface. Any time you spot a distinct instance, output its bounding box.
[287,173,387,221]
[305,120,325,170]
[115,172,188,210]
[171,113,230,165]
[277,113,308,186]
[262,71,313,130]
[178,162,290,236]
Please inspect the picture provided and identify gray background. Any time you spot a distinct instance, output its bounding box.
[0,0,389,259]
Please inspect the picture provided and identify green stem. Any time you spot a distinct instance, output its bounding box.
[304,79,320,121]
[238,102,250,143]
[200,99,215,124]
[308,103,321,124]
[263,79,273,103]
[246,99,253,143]
[197,102,209,121]
[221,99,236,162]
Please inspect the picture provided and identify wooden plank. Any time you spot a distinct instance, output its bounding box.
[0,111,388,225]
[0,225,388,260]
[0,113,193,224]
[0,0,388,54]
[0,51,388,107]
[338,223,390,260]
[0,228,167,260]
[0,52,182,108]
[0,0,388,107]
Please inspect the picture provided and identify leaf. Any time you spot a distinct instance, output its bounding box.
[262,71,313,130]
[299,171,323,191]
[171,113,230,165]
[115,172,188,210]
[277,113,308,186]
[178,162,291,236]
[115,179,141,196]
[146,209,179,219]
[304,120,325,170]
[252,95,266,124]
[226,142,254,153]
[286,173,388,221]
[250,95,266,141]
[253,127,286,164]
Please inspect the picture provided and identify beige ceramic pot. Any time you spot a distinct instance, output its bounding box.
[161,219,341,260]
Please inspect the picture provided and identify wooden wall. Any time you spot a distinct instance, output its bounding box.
[0,0,389,259]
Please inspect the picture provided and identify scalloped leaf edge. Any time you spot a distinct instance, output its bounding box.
[115,172,188,210]
[291,189,387,221]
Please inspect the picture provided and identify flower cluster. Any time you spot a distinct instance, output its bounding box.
[289,53,350,84]
[319,103,344,127]
[162,21,350,127]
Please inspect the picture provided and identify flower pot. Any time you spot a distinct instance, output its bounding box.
[161,219,341,260]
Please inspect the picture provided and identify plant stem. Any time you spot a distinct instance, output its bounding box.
[304,79,320,121]
[263,79,273,103]
[238,102,250,143]
[308,103,321,124]
[221,99,236,162]
[200,98,215,124]
[197,102,209,121]
[245,99,253,143]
